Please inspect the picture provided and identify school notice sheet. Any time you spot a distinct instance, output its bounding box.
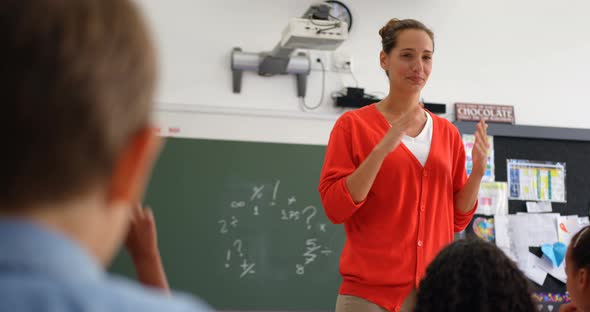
[495,213,560,286]
[507,159,566,203]
[558,215,590,245]
[463,134,494,181]
[495,213,588,286]
[476,182,508,215]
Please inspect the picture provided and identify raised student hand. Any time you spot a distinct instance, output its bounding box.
[379,105,424,153]
[125,203,160,260]
[470,118,489,177]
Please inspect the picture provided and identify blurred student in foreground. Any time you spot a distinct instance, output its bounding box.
[0,1,210,311]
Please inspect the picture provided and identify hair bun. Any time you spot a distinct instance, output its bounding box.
[379,18,400,38]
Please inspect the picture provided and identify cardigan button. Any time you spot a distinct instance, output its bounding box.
[418,240,423,247]
[422,170,428,177]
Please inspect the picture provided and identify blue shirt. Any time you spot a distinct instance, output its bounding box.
[0,219,212,312]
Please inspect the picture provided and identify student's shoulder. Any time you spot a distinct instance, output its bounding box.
[98,276,212,312]
[0,273,212,312]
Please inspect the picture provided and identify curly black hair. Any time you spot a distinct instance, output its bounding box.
[414,238,536,312]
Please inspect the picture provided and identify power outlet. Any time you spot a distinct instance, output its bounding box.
[308,50,331,72]
[332,51,353,72]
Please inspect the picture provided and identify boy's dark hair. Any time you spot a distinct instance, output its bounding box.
[570,225,590,270]
[0,0,156,210]
[414,238,536,312]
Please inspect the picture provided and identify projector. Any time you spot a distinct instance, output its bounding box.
[280,17,348,50]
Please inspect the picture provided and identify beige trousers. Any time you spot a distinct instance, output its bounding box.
[335,289,417,312]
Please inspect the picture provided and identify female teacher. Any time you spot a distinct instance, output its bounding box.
[318,18,488,312]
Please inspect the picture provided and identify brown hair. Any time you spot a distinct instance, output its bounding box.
[379,18,434,54]
[0,0,157,210]
[570,226,590,270]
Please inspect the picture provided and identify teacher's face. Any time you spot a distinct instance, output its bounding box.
[380,29,433,95]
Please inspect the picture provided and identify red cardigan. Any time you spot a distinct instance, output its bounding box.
[318,104,476,311]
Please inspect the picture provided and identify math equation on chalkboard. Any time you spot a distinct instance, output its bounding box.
[217,179,337,279]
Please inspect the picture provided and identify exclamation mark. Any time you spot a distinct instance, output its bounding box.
[270,180,280,206]
[225,250,231,268]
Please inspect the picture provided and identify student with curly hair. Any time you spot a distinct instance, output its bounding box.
[414,238,537,312]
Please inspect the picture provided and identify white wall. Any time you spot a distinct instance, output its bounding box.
[138,0,590,145]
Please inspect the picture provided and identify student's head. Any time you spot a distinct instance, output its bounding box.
[565,226,590,311]
[0,0,159,264]
[379,18,434,95]
[414,238,536,312]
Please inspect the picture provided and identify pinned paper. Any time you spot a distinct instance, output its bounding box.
[507,159,566,203]
[506,213,559,270]
[531,251,567,284]
[526,201,552,213]
[463,134,495,181]
[494,215,516,259]
[541,242,566,267]
[476,182,509,215]
[526,253,548,286]
[472,216,495,242]
[558,215,585,245]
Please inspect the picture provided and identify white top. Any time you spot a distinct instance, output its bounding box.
[401,112,433,167]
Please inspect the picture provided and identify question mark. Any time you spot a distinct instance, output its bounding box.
[302,205,317,230]
[233,239,243,257]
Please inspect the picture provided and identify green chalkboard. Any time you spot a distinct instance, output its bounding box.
[109,137,344,310]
